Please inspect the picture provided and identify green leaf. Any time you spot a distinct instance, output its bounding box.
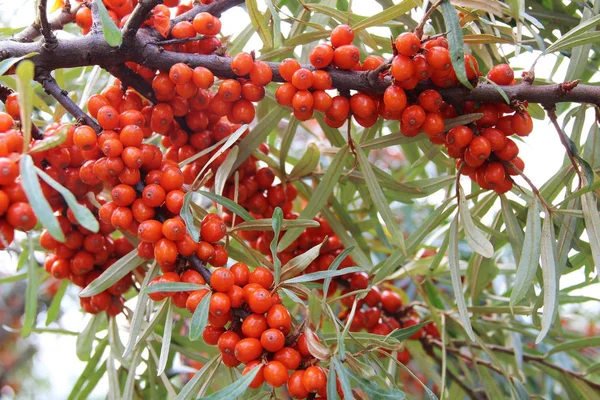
[199,361,262,400]
[189,292,212,341]
[123,262,157,357]
[347,368,406,400]
[510,196,542,307]
[536,211,559,344]
[0,52,38,76]
[279,118,299,173]
[581,189,600,276]
[439,0,472,89]
[76,314,104,361]
[79,250,143,297]
[278,146,349,251]
[231,218,319,232]
[284,266,364,284]
[353,0,420,31]
[20,155,65,242]
[158,299,174,376]
[527,103,546,120]
[448,215,476,341]
[30,123,70,152]
[458,186,494,258]
[289,143,320,180]
[546,336,600,357]
[232,108,288,171]
[15,61,34,150]
[281,239,326,281]
[213,146,240,215]
[245,0,273,49]
[546,14,600,54]
[175,355,221,400]
[327,361,338,400]
[144,282,208,294]
[94,0,122,47]
[68,339,108,400]
[389,322,428,341]
[198,190,255,222]
[22,236,38,337]
[332,357,353,400]
[36,166,99,233]
[356,145,406,255]
[181,192,201,241]
[270,207,283,284]
[45,278,69,326]
[322,247,354,304]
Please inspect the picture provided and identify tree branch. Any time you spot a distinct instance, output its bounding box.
[171,0,245,26]
[35,69,101,132]
[122,0,164,43]
[430,338,600,392]
[2,34,600,107]
[38,0,58,49]
[13,0,76,43]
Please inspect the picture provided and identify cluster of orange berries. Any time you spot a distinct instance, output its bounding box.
[0,110,36,249]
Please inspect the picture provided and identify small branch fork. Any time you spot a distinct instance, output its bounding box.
[414,0,445,39]
[122,0,164,43]
[35,69,101,132]
[38,0,58,49]
[13,0,76,43]
[428,338,600,392]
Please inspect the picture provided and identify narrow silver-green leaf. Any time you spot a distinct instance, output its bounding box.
[536,212,559,344]
[281,239,325,281]
[546,14,600,54]
[231,218,319,232]
[198,190,255,222]
[158,299,174,376]
[278,146,349,252]
[175,355,221,400]
[581,190,600,275]
[439,0,472,89]
[76,313,104,361]
[45,278,69,326]
[213,146,239,215]
[353,0,420,31]
[36,166,99,233]
[356,145,406,255]
[189,292,212,341]
[20,155,65,242]
[448,215,476,341]
[22,236,38,337]
[79,250,142,297]
[144,282,208,294]
[123,262,157,357]
[458,186,494,258]
[199,362,262,400]
[95,0,122,47]
[245,0,273,49]
[16,60,34,151]
[510,196,542,307]
[284,266,364,284]
[30,123,70,152]
[289,143,320,180]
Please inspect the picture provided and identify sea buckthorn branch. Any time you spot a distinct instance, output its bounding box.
[428,338,600,391]
[170,0,245,26]
[38,0,58,50]
[122,0,164,43]
[544,105,584,186]
[35,69,102,131]
[1,34,600,107]
[12,0,76,43]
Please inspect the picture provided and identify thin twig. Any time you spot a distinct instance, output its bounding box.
[544,105,583,186]
[122,0,163,43]
[35,69,101,132]
[38,0,58,49]
[502,160,551,210]
[429,351,488,399]
[415,0,445,39]
[13,0,75,43]
[432,339,600,391]
[186,254,213,283]
[156,36,207,46]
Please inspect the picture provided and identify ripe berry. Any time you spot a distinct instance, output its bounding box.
[291,68,313,91]
[484,162,505,187]
[279,58,301,82]
[261,328,285,352]
[231,52,254,76]
[426,47,452,70]
[186,289,209,313]
[243,361,265,389]
[391,55,415,81]
[263,361,289,388]
[332,45,360,70]
[249,61,273,86]
[446,126,473,148]
[309,44,334,69]
[381,290,403,313]
[481,128,507,151]
[302,366,327,393]
[248,288,272,314]
[73,125,97,151]
[512,111,533,136]
[487,64,514,85]
[469,136,492,161]
[203,325,226,346]
[494,138,519,161]
[418,89,443,112]
[234,338,263,363]
[273,347,301,370]
[288,371,310,399]
[330,24,354,47]
[311,70,332,90]
[210,268,235,292]
[350,93,377,119]
[249,266,274,288]
[401,105,426,128]
[192,67,214,89]
[395,32,421,56]
[209,292,231,316]
[154,238,178,267]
